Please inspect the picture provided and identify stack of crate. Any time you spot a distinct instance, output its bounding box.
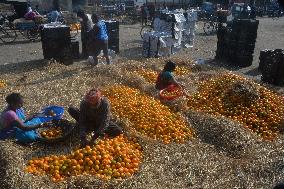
[259,49,284,86]
[41,24,73,65]
[104,20,119,54]
[216,19,259,67]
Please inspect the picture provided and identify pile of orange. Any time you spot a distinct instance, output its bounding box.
[26,135,142,182]
[187,73,284,139]
[0,79,6,88]
[174,66,190,76]
[40,127,63,139]
[103,85,193,144]
[133,69,158,84]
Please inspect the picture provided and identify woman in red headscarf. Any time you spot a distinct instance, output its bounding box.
[68,88,122,146]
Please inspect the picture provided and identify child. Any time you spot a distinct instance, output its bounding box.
[155,61,184,90]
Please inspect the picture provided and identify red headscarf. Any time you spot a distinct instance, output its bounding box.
[84,88,102,106]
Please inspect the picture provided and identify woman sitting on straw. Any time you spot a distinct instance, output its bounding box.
[0,93,44,143]
[68,88,122,147]
[155,61,184,90]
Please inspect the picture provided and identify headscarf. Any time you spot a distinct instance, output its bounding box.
[84,88,102,106]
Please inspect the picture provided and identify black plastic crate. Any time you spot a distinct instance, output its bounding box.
[259,49,283,85]
[41,26,70,40]
[103,20,119,54]
[41,25,73,65]
[234,55,253,67]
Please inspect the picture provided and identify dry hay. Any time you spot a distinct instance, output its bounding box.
[186,111,258,158]
[0,59,284,188]
[224,81,260,106]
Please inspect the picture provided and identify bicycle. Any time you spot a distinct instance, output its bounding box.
[0,14,17,43]
[0,13,42,43]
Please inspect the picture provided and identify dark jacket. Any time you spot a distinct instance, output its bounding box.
[79,97,111,138]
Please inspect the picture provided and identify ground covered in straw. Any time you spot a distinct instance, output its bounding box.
[0,57,284,189]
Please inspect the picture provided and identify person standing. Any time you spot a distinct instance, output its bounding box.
[141,4,149,25]
[148,3,155,22]
[88,14,110,65]
[77,10,93,58]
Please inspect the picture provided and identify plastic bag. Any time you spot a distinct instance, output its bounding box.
[88,56,95,65]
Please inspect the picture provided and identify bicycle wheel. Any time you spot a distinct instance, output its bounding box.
[27,28,40,41]
[69,23,79,38]
[140,25,152,39]
[0,27,17,43]
[203,22,215,35]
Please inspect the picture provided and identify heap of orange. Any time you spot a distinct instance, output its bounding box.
[40,127,63,139]
[174,66,190,76]
[0,79,6,88]
[187,73,284,139]
[103,85,193,144]
[25,135,142,182]
[133,69,158,84]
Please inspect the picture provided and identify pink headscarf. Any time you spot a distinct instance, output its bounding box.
[84,88,102,106]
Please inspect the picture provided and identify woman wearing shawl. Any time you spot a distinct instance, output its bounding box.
[0,93,44,143]
[68,88,122,147]
[155,61,184,90]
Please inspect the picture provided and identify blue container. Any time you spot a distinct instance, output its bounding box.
[38,106,64,122]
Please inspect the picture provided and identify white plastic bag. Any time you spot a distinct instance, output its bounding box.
[88,56,96,65]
